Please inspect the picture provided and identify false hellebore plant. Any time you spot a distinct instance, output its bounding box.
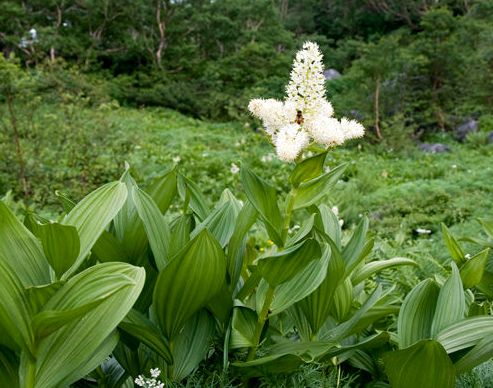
[1,41,491,388]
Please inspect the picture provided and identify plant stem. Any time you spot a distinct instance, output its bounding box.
[280,189,297,246]
[246,286,275,361]
[24,357,36,388]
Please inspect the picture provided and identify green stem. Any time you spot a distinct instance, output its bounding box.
[246,286,275,361]
[24,357,36,388]
[280,189,297,246]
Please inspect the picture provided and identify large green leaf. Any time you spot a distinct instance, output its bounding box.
[299,242,345,334]
[240,165,283,246]
[0,201,50,286]
[441,223,466,265]
[342,216,370,273]
[454,335,493,373]
[0,347,19,386]
[37,222,80,277]
[178,174,210,221]
[0,259,33,352]
[171,310,215,381]
[230,306,258,349]
[460,248,489,289]
[352,257,417,285]
[383,340,455,388]
[119,309,172,364]
[227,200,257,289]
[24,262,145,388]
[270,247,330,315]
[289,152,327,187]
[314,204,342,248]
[437,316,493,354]
[62,181,128,278]
[255,239,322,287]
[132,187,170,271]
[153,230,226,338]
[146,167,178,215]
[397,279,440,349]
[293,163,347,210]
[431,262,466,337]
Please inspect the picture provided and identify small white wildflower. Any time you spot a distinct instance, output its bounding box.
[172,156,181,163]
[150,368,161,378]
[274,124,309,162]
[331,206,339,216]
[135,376,145,386]
[339,219,344,227]
[230,163,240,174]
[248,98,294,135]
[452,164,457,169]
[465,253,471,260]
[340,117,365,140]
[416,228,432,234]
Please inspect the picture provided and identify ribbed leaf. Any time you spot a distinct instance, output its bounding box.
[92,230,128,262]
[240,165,283,246]
[431,262,466,336]
[437,316,493,354]
[256,239,322,287]
[383,340,455,388]
[0,347,19,386]
[460,248,489,289]
[0,201,50,286]
[146,167,178,215]
[191,200,237,247]
[342,216,370,273]
[352,257,417,285]
[62,181,128,278]
[171,310,215,381]
[330,277,353,321]
[441,223,465,265]
[299,243,345,334]
[153,230,226,338]
[178,174,209,221]
[293,163,347,210]
[0,259,33,352]
[26,262,145,388]
[455,335,493,373]
[119,309,172,364]
[37,222,80,277]
[286,214,315,246]
[289,152,327,187]
[230,307,258,349]
[168,214,192,258]
[315,204,342,248]
[398,279,440,349]
[270,247,330,315]
[132,187,170,271]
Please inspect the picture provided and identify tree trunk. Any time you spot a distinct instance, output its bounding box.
[374,76,382,139]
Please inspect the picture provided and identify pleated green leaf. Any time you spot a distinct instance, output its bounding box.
[119,309,172,364]
[0,201,50,286]
[26,262,145,388]
[460,248,489,289]
[37,222,80,277]
[132,187,170,271]
[342,216,370,273]
[168,214,192,258]
[256,239,322,287]
[293,163,347,210]
[314,204,342,248]
[191,200,237,247]
[383,340,455,388]
[230,307,258,349]
[62,181,128,278]
[92,230,128,262]
[178,174,210,221]
[240,165,283,246]
[146,167,178,215]
[270,247,330,315]
[0,259,34,352]
[352,257,417,285]
[441,223,466,265]
[153,230,226,338]
[397,279,440,349]
[431,262,466,337]
[437,316,493,354]
[171,310,215,381]
[454,335,493,373]
[0,347,19,386]
[289,152,327,187]
[299,243,345,334]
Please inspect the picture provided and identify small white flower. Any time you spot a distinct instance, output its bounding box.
[150,368,161,378]
[465,253,471,260]
[331,206,339,216]
[340,117,365,140]
[304,115,344,146]
[452,164,457,169]
[230,163,240,174]
[416,228,432,234]
[135,376,145,386]
[172,156,181,163]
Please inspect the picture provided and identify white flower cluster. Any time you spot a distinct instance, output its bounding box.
[248,41,364,162]
[134,368,164,388]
